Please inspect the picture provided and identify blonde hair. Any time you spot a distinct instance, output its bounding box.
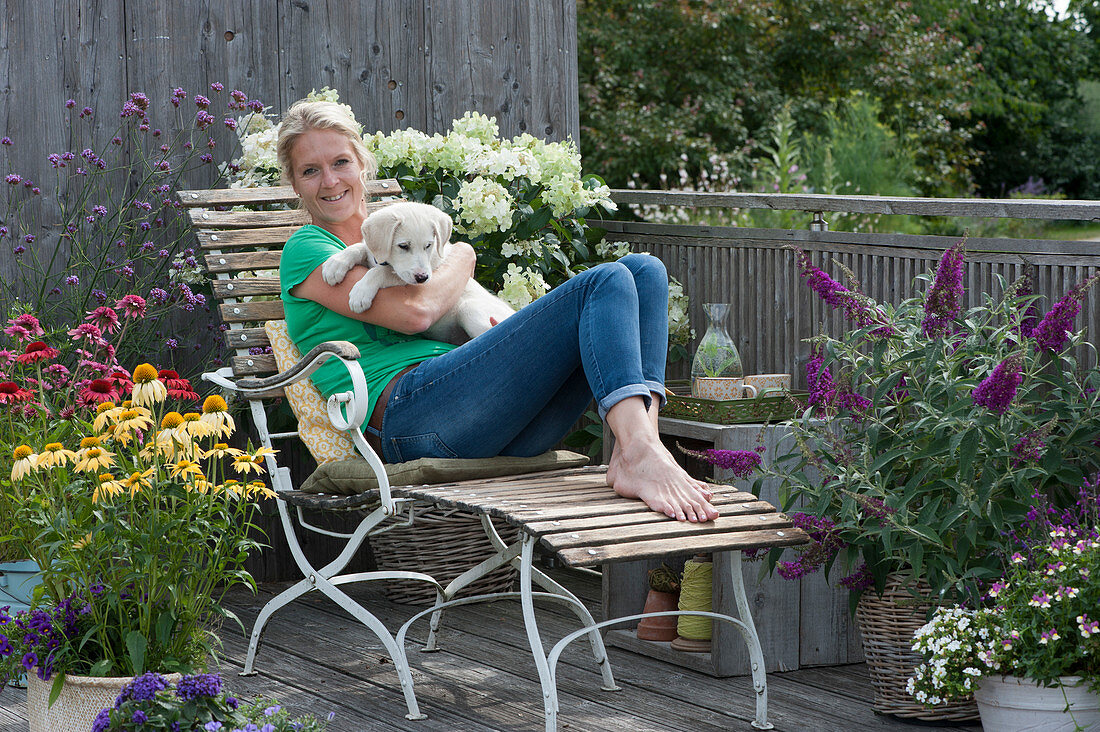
[276,99,378,187]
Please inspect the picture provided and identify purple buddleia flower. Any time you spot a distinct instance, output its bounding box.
[1010,421,1055,467]
[972,353,1024,414]
[676,444,762,478]
[1015,272,1041,339]
[1030,274,1100,352]
[777,513,846,579]
[806,346,836,408]
[839,564,874,592]
[793,248,894,336]
[921,240,965,338]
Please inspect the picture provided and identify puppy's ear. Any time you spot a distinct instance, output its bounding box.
[430,207,453,253]
[362,208,402,263]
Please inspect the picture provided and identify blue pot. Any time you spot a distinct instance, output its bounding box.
[0,559,44,614]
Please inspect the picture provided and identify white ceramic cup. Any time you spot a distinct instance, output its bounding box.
[692,377,758,401]
[743,373,792,397]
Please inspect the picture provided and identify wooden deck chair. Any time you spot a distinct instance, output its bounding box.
[180,182,809,730]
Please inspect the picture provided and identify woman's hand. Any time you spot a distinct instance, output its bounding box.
[294,241,476,334]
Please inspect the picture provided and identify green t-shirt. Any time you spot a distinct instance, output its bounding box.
[279,224,455,417]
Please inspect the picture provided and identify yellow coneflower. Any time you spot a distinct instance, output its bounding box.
[79,436,102,449]
[130,363,167,407]
[93,403,122,433]
[248,480,277,500]
[37,442,78,468]
[221,479,243,496]
[200,395,235,438]
[122,468,155,496]
[72,532,93,550]
[112,407,155,446]
[11,445,37,480]
[231,453,265,475]
[169,459,205,481]
[181,412,216,439]
[92,473,124,503]
[202,442,244,460]
[187,478,215,494]
[160,411,185,430]
[74,446,115,474]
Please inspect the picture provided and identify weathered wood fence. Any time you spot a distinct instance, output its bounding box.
[604,191,1100,384]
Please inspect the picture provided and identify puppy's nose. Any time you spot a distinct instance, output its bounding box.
[414,273,429,284]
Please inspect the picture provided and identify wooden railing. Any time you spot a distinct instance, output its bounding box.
[603,191,1100,385]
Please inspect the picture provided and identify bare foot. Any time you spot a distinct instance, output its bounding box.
[607,437,719,522]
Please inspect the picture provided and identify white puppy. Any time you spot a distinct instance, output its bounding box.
[320,201,514,344]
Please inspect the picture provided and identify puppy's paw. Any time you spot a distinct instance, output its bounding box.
[321,251,357,285]
[347,283,378,313]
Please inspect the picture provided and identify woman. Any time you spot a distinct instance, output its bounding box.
[277,100,718,523]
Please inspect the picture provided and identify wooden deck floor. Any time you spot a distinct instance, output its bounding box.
[0,567,980,732]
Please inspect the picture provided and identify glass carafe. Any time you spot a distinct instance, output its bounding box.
[690,303,743,396]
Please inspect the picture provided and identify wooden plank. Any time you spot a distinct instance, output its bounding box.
[610,189,1100,221]
[223,327,269,349]
[197,226,303,249]
[188,208,311,228]
[539,512,794,551]
[205,250,282,273]
[219,300,284,323]
[231,353,277,375]
[212,277,280,299]
[179,180,400,207]
[524,499,777,536]
[555,528,807,567]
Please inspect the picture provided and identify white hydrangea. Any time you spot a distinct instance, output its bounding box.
[667,275,694,346]
[366,127,434,171]
[454,176,513,237]
[432,133,491,176]
[497,264,550,310]
[305,87,361,134]
[500,239,542,260]
[228,124,281,188]
[450,111,500,143]
[467,144,542,183]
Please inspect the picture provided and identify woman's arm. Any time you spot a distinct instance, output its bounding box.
[291,241,477,334]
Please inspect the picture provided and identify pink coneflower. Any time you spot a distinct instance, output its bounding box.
[0,381,33,404]
[158,369,198,401]
[8,314,43,337]
[84,306,121,334]
[0,349,15,367]
[114,294,147,319]
[972,353,1024,415]
[68,322,104,343]
[3,324,30,342]
[77,378,121,407]
[15,341,59,365]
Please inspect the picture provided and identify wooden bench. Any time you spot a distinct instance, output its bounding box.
[180,182,809,730]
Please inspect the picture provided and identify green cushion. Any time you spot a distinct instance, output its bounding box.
[300,450,591,496]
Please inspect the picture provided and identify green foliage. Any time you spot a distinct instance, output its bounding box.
[767,249,1100,605]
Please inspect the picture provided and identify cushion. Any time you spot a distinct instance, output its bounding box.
[300,450,591,495]
[265,320,358,464]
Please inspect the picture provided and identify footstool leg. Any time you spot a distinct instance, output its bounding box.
[727,550,772,730]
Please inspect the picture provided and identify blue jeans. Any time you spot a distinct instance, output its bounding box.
[376,253,670,461]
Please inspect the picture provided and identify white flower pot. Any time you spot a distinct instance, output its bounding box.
[974,675,1100,732]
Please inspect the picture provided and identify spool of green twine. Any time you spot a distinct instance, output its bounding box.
[676,558,713,640]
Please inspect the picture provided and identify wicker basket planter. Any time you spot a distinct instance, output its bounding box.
[26,672,180,732]
[372,504,520,605]
[855,573,979,721]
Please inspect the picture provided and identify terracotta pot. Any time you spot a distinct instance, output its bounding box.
[636,589,679,641]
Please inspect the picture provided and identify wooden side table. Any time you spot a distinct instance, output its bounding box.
[601,417,863,677]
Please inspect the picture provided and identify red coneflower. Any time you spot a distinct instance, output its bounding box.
[106,369,133,394]
[115,294,147,319]
[78,378,121,407]
[0,381,33,404]
[15,341,60,365]
[84,306,121,334]
[158,369,198,401]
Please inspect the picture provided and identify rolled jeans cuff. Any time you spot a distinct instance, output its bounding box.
[597,384,653,420]
[645,379,667,410]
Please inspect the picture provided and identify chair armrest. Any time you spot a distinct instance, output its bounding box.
[233,341,361,393]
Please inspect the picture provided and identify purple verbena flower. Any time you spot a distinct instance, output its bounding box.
[971,353,1024,414]
[921,240,965,338]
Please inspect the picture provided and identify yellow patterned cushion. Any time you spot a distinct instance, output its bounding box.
[264,320,358,464]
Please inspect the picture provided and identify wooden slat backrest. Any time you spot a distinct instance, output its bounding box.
[179,179,403,382]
